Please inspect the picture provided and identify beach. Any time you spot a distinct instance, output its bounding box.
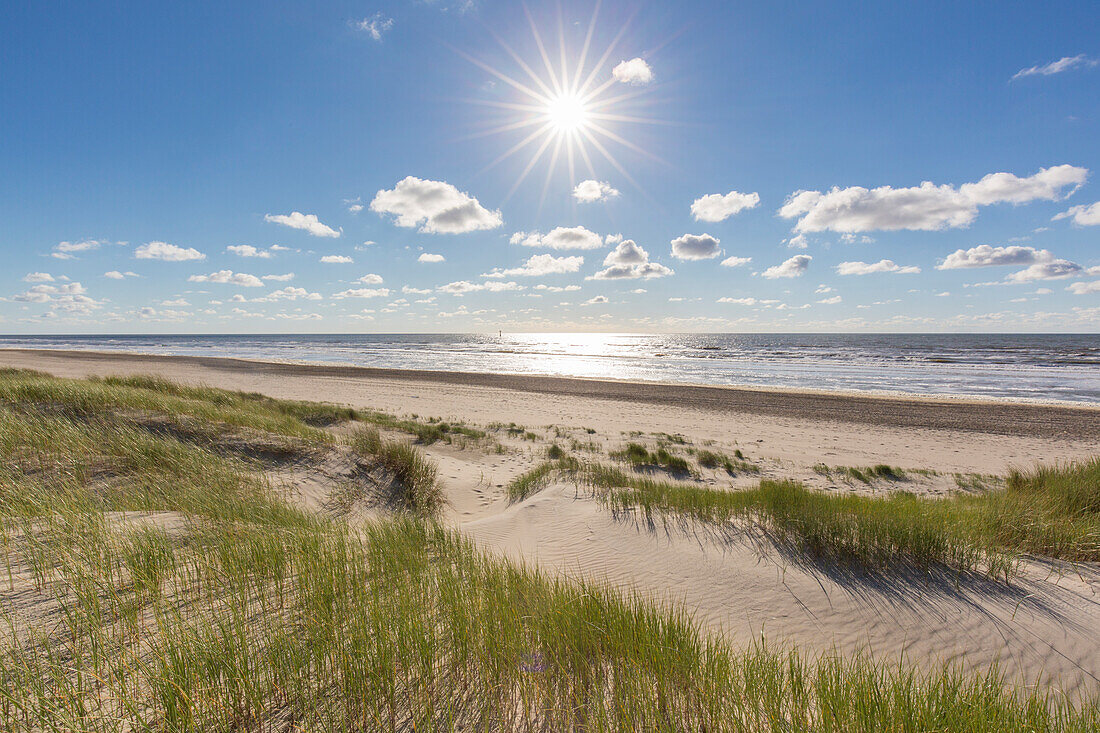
[4,346,1100,698]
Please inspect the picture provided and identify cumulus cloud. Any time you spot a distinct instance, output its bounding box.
[533,284,581,292]
[937,245,1053,269]
[720,256,751,268]
[572,179,620,203]
[333,288,391,299]
[510,226,603,250]
[589,240,674,280]
[1013,55,1097,80]
[670,233,721,260]
[779,165,1087,233]
[370,177,502,234]
[104,271,139,280]
[786,234,809,250]
[718,297,762,305]
[12,282,99,314]
[418,253,445,263]
[357,273,384,285]
[483,254,584,278]
[438,280,524,295]
[354,12,393,41]
[227,245,274,258]
[818,295,843,304]
[1053,201,1100,226]
[51,240,101,259]
[187,270,264,287]
[264,212,341,238]
[1005,260,1092,283]
[690,191,760,222]
[836,260,921,275]
[262,273,295,281]
[320,255,353,264]
[1067,281,1100,295]
[135,241,205,261]
[160,298,190,307]
[584,295,609,305]
[254,287,322,302]
[612,58,653,85]
[762,255,811,279]
[23,272,54,283]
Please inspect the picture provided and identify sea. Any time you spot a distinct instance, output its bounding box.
[1,333,1098,405]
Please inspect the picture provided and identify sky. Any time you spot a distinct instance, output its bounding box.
[2,0,1098,334]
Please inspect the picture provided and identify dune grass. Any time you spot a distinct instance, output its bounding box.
[696,449,760,474]
[348,427,443,514]
[587,457,1100,575]
[2,371,1099,730]
[610,442,694,474]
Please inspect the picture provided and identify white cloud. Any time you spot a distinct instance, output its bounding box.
[264,212,341,238]
[402,286,433,294]
[670,233,721,260]
[573,179,620,203]
[333,288,391,299]
[612,58,653,85]
[255,287,322,302]
[589,240,674,280]
[53,240,101,259]
[1067,281,1100,295]
[104,271,125,280]
[187,270,264,287]
[1013,55,1097,80]
[718,297,760,305]
[762,255,811,279]
[1053,201,1100,226]
[836,260,921,275]
[23,272,54,283]
[1005,260,1092,283]
[720,256,751,268]
[357,273,384,285]
[690,191,760,222]
[818,295,842,304]
[785,234,809,250]
[160,298,190,307]
[533,284,581,292]
[371,177,502,234]
[418,253,445,263]
[262,273,295,281]
[136,307,192,321]
[483,254,584,278]
[959,166,1087,205]
[937,245,1053,269]
[779,165,1087,233]
[510,226,603,250]
[135,241,206,261]
[355,12,393,41]
[437,280,524,295]
[583,295,609,305]
[320,255,353,264]
[226,245,274,258]
[12,282,99,314]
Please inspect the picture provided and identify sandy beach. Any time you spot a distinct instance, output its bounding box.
[4,347,1100,697]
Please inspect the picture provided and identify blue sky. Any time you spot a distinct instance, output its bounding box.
[2,0,1098,333]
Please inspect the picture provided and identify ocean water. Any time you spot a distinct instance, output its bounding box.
[2,333,1098,404]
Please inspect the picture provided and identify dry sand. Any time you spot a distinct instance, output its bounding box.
[4,347,1100,696]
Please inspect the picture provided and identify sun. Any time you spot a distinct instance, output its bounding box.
[455,4,665,204]
[545,92,590,133]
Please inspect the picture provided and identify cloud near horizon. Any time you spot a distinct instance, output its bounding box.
[589,240,673,280]
[136,241,205,261]
[510,226,604,250]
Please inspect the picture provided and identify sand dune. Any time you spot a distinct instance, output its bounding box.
[4,347,1100,697]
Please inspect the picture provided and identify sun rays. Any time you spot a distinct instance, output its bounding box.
[456,2,664,206]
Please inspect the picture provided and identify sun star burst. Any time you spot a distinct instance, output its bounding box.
[456,2,666,205]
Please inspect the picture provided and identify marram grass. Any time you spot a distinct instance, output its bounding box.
[1,370,1098,730]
